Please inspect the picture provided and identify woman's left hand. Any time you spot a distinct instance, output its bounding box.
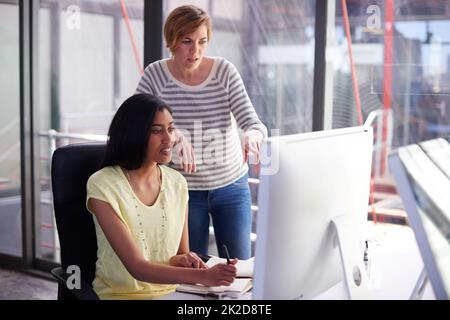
[169,252,208,268]
[173,129,196,173]
[243,129,264,164]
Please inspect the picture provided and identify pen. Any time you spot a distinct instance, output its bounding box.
[222,244,231,264]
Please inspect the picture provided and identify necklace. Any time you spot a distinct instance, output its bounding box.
[124,166,167,260]
[125,166,161,201]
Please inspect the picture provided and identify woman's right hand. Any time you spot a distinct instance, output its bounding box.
[173,129,196,173]
[199,259,238,287]
[169,252,208,269]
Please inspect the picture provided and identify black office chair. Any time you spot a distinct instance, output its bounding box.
[51,142,106,300]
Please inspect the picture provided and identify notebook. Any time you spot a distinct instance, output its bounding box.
[176,278,253,296]
[175,257,254,296]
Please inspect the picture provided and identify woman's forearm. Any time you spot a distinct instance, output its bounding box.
[130,258,205,285]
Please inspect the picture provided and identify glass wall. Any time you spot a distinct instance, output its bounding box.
[328,0,450,220]
[330,0,450,141]
[36,0,144,262]
[0,1,22,257]
[163,0,316,255]
[163,0,316,136]
[8,0,440,269]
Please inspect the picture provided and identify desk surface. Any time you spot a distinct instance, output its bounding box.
[318,222,435,300]
[162,222,435,300]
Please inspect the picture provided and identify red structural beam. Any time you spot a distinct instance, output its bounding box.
[381,0,394,175]
[120,0,144,75]
[341,0,363,126]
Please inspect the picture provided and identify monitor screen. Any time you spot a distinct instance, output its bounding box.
[389,141,450,300]
[419,138,450,178]
[253,126,373,300]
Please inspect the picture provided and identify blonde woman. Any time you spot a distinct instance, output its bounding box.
[135,5,267,260]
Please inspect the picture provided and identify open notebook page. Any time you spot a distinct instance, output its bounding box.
[176,278,252,295]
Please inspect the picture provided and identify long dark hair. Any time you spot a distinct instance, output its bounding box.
[102,94,172,170]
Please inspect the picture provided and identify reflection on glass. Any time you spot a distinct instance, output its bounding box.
[0,2,22,257]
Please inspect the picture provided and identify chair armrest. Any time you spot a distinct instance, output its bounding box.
[51,267,99,300]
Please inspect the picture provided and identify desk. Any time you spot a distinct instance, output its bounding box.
[162,222,435,300]
[161,291,252,300]
[316,222,435,300]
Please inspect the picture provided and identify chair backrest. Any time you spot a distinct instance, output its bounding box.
[51,142,106,299]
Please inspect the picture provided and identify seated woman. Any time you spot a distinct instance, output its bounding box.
[87,94,237,299]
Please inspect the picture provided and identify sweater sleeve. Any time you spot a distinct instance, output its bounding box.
[135,65,157,95]
[226,60,268,138]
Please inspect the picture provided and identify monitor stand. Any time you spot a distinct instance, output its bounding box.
[331,215,372,300]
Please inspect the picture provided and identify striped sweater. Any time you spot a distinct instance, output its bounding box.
[135,57,267,190]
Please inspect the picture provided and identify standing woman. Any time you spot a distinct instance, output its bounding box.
[135,5,267,259]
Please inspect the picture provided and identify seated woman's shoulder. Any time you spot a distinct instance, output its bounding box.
[87,166,122,186]
[161,165,187,187]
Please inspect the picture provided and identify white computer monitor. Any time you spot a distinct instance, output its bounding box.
[418,138,450,178]
[253,126,373,300]
[389,141,450,300]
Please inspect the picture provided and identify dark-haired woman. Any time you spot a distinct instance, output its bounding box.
[87,94,236,300]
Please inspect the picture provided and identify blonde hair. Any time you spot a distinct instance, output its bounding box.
[164,5,212,53]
